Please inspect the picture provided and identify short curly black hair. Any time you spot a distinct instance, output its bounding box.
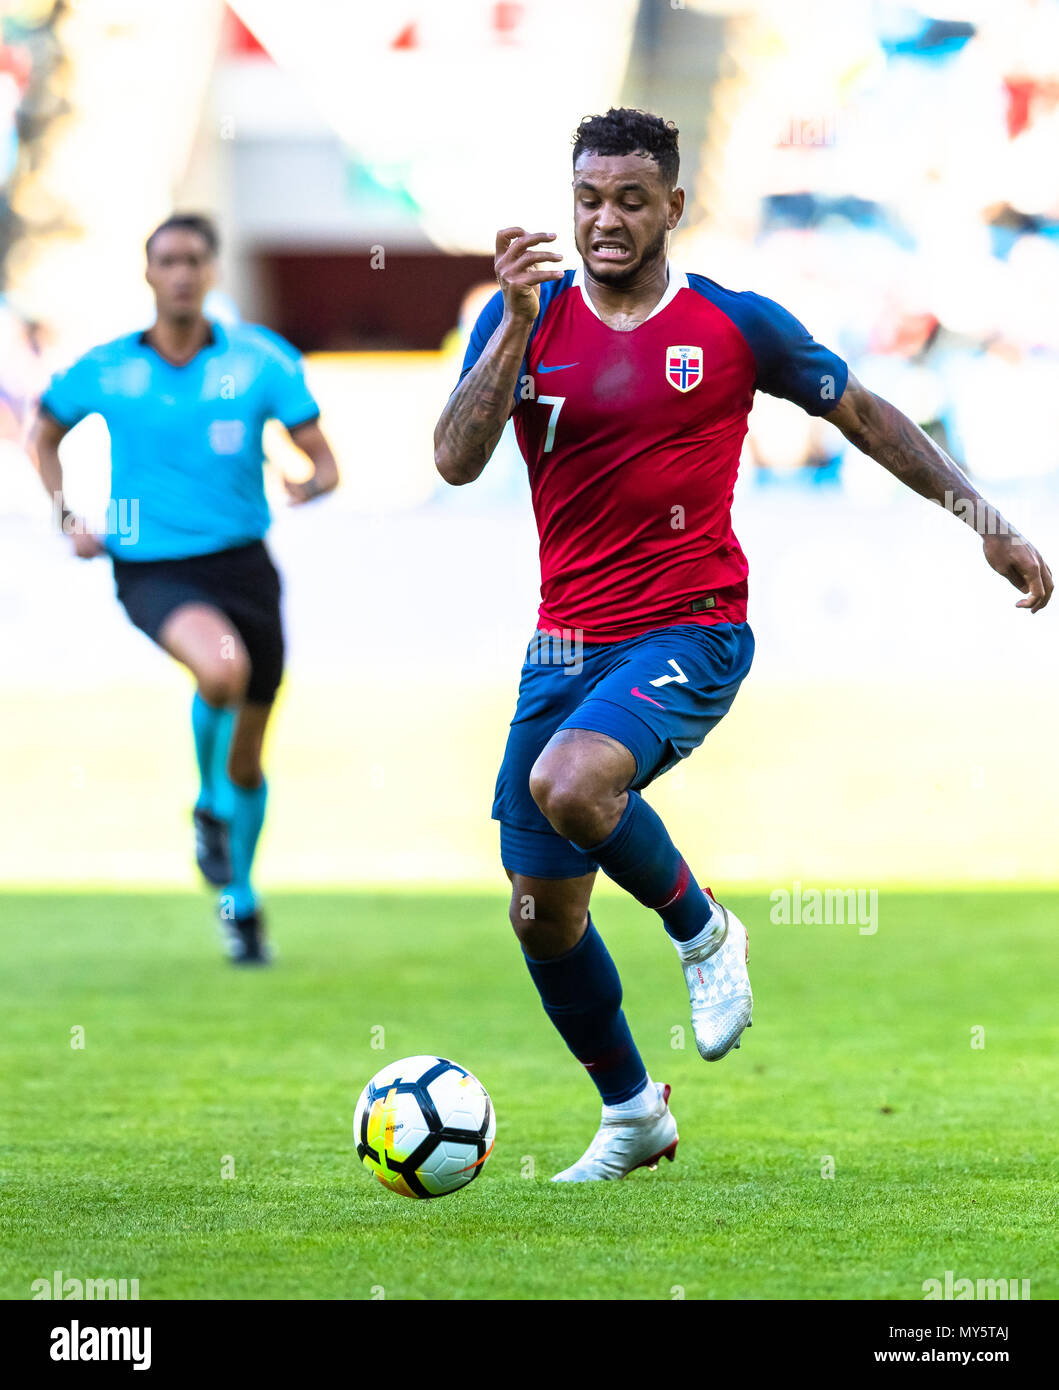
[572,108,680,188]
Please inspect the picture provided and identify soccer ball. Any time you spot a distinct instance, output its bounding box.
[353,1055,496,1199]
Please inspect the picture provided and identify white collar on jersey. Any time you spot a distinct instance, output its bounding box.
[573,261,688,323]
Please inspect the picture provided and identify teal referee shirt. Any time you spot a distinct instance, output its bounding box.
[40,320,320,561]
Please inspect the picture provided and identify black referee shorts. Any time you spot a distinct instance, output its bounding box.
[112,540,285,705]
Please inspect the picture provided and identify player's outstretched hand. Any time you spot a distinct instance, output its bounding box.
[70,529,104,559]
[495,227,564,323]
[983,531,1053,612]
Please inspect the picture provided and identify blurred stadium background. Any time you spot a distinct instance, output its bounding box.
[2,0,1057,893]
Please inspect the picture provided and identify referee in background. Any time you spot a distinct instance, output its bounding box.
[31,213,339,964]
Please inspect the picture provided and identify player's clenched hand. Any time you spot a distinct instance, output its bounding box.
[983,531,1053,613]
[282,474,326,505]
[495,227,563,323]
[70,528,104,559]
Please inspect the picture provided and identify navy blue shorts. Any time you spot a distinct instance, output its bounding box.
[111,540,285,705]
[493,621,754,878]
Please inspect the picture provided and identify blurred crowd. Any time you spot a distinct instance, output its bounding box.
[0,1,61,447]
[712,1,1059,489]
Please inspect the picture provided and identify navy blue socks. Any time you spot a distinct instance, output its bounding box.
[582,790,713,943]
[523,917,648,1104]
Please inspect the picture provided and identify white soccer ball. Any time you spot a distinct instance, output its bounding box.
[353,1055,496,1199]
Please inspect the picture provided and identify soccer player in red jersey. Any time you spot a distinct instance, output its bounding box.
[434,109,1052,1181]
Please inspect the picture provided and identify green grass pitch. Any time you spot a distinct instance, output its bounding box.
[2,889,1056,1300]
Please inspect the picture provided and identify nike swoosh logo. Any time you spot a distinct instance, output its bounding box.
[537,362,579,374]
[631,687,665,708]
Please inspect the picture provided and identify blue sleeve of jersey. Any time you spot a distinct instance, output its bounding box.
[686,275,847,416]
[264,338,320,429]
[735,291,847,416]
[39,354,101,429]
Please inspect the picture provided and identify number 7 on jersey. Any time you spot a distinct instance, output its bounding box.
[537,395,565,454]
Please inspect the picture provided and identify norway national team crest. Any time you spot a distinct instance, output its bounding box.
[666,345,703,393]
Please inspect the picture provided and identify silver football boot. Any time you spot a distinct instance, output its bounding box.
[551,1081,678,1182]
[678,891,753,1061]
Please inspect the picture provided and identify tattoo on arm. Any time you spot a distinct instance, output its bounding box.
[434,318,531,485]
[827,377,1009,535]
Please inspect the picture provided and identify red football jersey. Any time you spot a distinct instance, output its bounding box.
[459,265,847,642]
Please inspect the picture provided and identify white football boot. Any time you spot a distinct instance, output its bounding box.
[677,889,753,1061]
[551,1081,678,1182]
